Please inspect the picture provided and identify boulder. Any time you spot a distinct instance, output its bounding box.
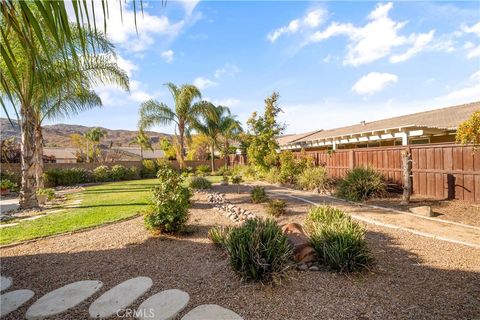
[295,246,317,263]
[409,206,434,217]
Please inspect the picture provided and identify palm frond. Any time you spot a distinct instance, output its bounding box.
[138,99,177,129]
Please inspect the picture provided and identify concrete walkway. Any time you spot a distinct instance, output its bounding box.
[258,183,480,249]
[0,198,19,214]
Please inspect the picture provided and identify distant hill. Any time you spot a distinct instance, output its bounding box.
[0,118,170,147]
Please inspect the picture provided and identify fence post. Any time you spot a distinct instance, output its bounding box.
[349,149,355,169]
[401,147,412,204]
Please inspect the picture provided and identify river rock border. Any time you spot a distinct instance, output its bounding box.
[205,192,256,223]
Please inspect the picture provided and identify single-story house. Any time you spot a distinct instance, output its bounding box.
[43,148,78,163]
[279,101,479,151]
[43,147,164,163]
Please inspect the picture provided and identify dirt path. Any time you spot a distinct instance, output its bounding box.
[256,183,480,249]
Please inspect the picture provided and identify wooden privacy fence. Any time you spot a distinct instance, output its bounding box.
[294,143,480,202]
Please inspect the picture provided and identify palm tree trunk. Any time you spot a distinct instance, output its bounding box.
[34,124,44,188]
[86,139,90,163]
[178,125,185,169]
[210,143,215,173]
[140,145,143,160]
[224,137,229,168]
[19,105,39,209]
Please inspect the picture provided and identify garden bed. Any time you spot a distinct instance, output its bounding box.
[1,183,479,319]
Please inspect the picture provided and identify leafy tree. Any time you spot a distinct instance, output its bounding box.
[246,92,285,171]
[159,137,177,160]
[186,135,210,161]
[138,83,209,168]
[84,128,107,163]
[456,111,480,148]
[130,129,153,160]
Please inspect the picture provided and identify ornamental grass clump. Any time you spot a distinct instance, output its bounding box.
[337,166,386,201]
[266,199,287,216]
[144,164,191,233]
[305,205,373,273]
[208,226,230,247]
[250,186,267,203]
[225,218,293,283]
[297,166,329,191]
[188,176,212,189]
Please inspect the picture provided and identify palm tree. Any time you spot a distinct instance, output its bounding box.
[220,113,243,168]
[84,128,107,163]
[138,83,210,169]
[130,129,153,160]
[193,104,242,173]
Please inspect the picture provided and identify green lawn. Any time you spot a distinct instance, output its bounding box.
[0,176,222,245]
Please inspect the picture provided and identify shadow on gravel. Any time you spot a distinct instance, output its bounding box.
[1,226,479,320]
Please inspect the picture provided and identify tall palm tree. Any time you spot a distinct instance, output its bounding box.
[84,128,107,163]
[220,113,243,168]
[130,129,153,160]
[1,10,128,207]
[193,104,242,173]
[138,83,210,169]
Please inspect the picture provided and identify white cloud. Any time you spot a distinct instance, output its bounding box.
[193,77,217,90]
[436,71,480,104]
[161,50,175,63]
[176,0,201,17]
[214,63,240,78]
[212,98,240,107]
[462,21,480,37]
[390,30,435,63]
[267,8,327,43]
[66,1,192,53]
[114,55,138,77]
[352,72,398,95]
[466,45,480,59]
[306,2,444,66]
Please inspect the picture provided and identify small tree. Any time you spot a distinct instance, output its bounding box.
[456,111,480,148]
[130,129,153,160]
[246,92,285,171]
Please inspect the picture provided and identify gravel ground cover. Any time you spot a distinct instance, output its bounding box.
[1,185,479,320]
[366,194,480,227]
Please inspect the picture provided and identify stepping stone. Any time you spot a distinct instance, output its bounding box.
[1,276,12,291]
[181,304,243,320]
[89,277,153,318]
[26,280,103,320]
[136,289,189,320]
[0,289,35,317]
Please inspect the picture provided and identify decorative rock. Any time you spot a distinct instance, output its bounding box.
[0,289,35,317]
[136,289,189,320]
[296,263,308,271]
[295,246,317,263]
[309,265,320,271]
[89,277,153,318]
[181,304,243,320]
[409,206,434,217]
[26,280,103,320]
[1,276,12,291]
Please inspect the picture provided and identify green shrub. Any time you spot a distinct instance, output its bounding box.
[44,167,91,187]
[337,167,386,201]
[250,186,267,203]
[264,167,280,184]
[221,175,229,185]
[231,175,242,184]
[93,165,111,182]
[306,205,373,272]
[141,159,158,178]
[126,166,140,180]
[0,170,20,186]
[208,226,230,247]
[144,163,191,233]
[297,166,328,191]
[278,151,304,184]
[110,165,128,181]
[188,176,212,189]
[37,188,55,200]
[216,166,231,176]
[196,164,210,175]
[225,218,293,282]
[305,205,349,234]
[0,179,18,192]
[265,199,287,216]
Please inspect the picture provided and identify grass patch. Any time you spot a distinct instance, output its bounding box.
[0,176,222,245]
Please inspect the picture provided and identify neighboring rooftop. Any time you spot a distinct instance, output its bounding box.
[279,101,480,149]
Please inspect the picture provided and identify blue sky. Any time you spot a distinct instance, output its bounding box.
[13,1,480,134]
